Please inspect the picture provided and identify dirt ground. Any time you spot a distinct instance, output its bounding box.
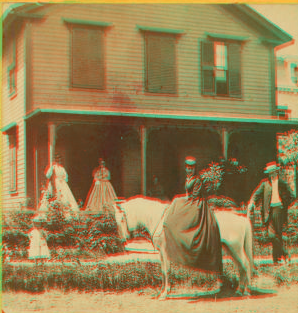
[2,279,298,313]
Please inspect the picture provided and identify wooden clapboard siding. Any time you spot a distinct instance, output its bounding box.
[26,4,275,117]
[2,24,27,212]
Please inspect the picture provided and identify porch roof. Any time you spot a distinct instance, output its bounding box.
[24,108,298,128]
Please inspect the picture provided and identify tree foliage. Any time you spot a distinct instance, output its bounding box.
[278,130,298,165]
[200,157,247,195]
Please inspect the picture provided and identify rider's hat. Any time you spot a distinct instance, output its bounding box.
[185,156,196,166]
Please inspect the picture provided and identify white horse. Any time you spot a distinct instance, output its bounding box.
[115,196,253,299]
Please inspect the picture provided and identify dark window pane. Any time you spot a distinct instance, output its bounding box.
[72,27,104,89]
[146,33,176,94]
[228,43,241,97]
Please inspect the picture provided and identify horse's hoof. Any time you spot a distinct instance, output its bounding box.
[157,291,168,300]
[243,290,251,297]
[235,287,250,297]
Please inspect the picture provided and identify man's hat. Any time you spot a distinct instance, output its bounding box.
[264,161,280,174]
[185,156,196,166]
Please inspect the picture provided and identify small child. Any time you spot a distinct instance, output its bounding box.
[28,216,50,264]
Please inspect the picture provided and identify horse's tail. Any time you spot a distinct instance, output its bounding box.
[244,217,254,284]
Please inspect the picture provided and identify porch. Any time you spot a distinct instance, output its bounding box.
[25,111,286,208]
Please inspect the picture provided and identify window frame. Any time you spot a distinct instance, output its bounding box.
[144,31,178,95]
[201,35,243,98]
[5,127,18,193]
[7,38,16,97]
[290,63,298,85]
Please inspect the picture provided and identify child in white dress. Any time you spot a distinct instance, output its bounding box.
[28,216,50,264]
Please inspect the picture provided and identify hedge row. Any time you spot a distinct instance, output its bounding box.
[2,261,221,293]
[2,201,125,259]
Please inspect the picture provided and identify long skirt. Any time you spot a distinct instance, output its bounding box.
[162,196,222,273]
[38,180,79,214]
[85,181,117,214]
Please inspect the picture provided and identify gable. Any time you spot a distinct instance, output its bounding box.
[221,4,292,46]
[2,3,293,48]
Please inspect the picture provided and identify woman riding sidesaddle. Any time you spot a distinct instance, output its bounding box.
[162,156,223,274]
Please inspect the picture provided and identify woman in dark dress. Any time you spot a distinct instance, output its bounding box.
[163,156,223,274]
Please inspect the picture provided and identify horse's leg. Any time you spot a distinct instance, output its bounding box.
[154,230,170,300]
[225,241,251,295]
[159,247,166,295]
[244,219,254,288]
[158,245,170,300]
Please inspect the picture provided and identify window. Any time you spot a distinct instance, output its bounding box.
[7,39,16,96]
[145,33,177,94]
[201,40,241,97]
[71,25,105,89]
[290,63,298,84]
[277,105,290,119]
[7,129,17,192]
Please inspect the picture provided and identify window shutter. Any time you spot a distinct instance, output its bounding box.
[72,27,104,89]
[201,40,215,95]
[146,34,162,93]
[160,36,176,94]
[9,133,17,191]
[146,34,176,94]
[228,43,241,97]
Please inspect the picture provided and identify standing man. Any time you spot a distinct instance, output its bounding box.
[247,162,294,265]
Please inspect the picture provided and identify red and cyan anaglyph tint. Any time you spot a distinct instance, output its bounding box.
[2,3,298,312]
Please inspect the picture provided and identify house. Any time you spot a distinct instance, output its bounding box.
[2,3,297,212]
[275,54,298,196]
[276,54,298,119]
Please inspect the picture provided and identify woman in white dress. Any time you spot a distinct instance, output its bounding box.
[28,216,50,264]
[85,158,117,214]
[38,154,79,215]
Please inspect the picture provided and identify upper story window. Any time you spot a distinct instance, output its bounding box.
[70,25,105,89]
[201,37,242,98]
[290,63,298,84]
[144,32,177,94]
[7,38,16,97]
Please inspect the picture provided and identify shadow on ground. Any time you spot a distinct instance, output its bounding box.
[155,287,278,302]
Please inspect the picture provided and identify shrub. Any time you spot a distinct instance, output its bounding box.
[286,205,298,246]
[2,229,29,250]
[3,210,35,231]
[2,200,125,260]
[2,261,225,293]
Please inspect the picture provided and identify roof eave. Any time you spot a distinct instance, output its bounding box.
[2,3,46,34]
[221,4,293,46]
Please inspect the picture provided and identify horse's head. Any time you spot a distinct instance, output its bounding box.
[115,204,130,241]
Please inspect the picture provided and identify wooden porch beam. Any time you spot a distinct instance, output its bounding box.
[48,123,56,166]
[140,125,147,196]
[221,128,230,160]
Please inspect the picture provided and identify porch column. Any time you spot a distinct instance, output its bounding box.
[221,128,230,160]
[48,123,56,166]
[34,146,39,207]
[140,125,147,196]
